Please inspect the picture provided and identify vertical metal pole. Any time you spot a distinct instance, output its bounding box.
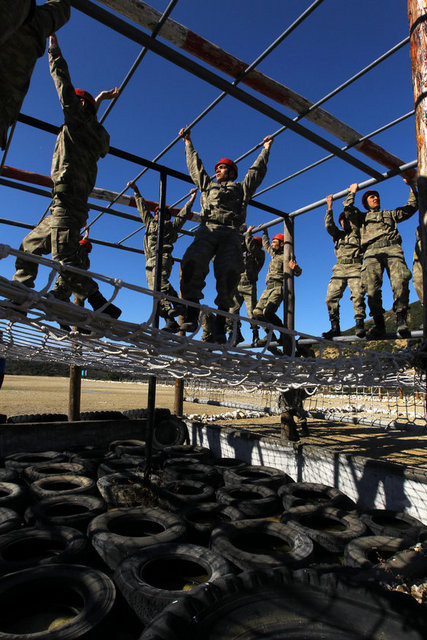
[282,214,295,330]
[68,294,83,421]
[145,171,167,481]
[407,0,427,415]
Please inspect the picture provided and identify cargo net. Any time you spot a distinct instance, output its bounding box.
[0,245,425,400]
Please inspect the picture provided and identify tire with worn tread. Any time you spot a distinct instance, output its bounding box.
[158,480,215,512]
[216,484,280,518]
[163,445,211,462]
[80,410,126,421]
[0,507,21,534]
[182,502,244,543]
[359,509,426,540]
[96,471,153,509]
[24,494,106,533]
[279,482,356,510]
[224,465,292,491]
[139,566,425,639]
[0,469,18,483]
[109,438,146,457]
[0,563,116,638]
[114,542,232,624]
[210,519,314,570]
[0,481,26,512]
[97,456,143,478]
[163,462,221,487]
[153,416,189,448]
[23,462,93,485]
[29,474,97,501]
[4,451,65,475]
[6,413,68,424]
[88,506,187,569]
[344,535,410,569]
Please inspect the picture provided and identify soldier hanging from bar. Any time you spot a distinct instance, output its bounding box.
[343,177,418,339]
[128,181,197,333]
[13,34,121,322]
[322,194,366,339]
[179,127,273,344]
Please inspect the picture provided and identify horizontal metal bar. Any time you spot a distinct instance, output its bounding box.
[72,0,383,180]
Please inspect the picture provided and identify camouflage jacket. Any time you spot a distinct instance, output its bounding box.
[185,142,269,229]
[0,0,70,149]
[239,232,265,286]
[0,0,34,44]
[325,208,362,264]
[135,195,192,266]
[343,189,418,256]
[49,40,110,215]
[262,233,302,284]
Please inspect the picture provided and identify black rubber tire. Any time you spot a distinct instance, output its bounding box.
[79,410,126,421]
[139,566,425,640]
[4,451,66,475]
[0,414,6,424]
[6,413,68,424]
[109,438,146,457]
[114,542,232,625]
[211,457,248,477]
[162,455,201,469]
[0,563,116,638]
[24,494,106,533]
[344,535,411,569]
[0,525,87,575]
[157,480,215,512]
[96,471,157,509]
[29,475,98,501]
[23,462,93,485]
[0,507,21,534]
[281,504,367,552]
[0,468,18,483]
[215,484,280,518]
[278,482,356,510]
[152,416,189,448]
[0,481,27,513]
[359,509,426,540]
[88,506,187,570]
[223,465,293,491]
[210,519,314,570]
[162,445,211,462]
[97,456,143,478]
[182,502,244,544]
[163,462,222,488]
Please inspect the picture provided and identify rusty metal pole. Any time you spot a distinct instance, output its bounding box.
[68,294,83,421]
[145,171,167,481]
[282,215,295,331]
[174,265,185,416]
[408,0,427,415]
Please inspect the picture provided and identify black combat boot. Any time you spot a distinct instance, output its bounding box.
[227,327,244,346]
[163,318,180,333]
[355,318,366,338]
[299,420,310,437]
[396,310,410,337]
[180,303,199,332]
[256,331,278,347]
[87,291,122,319]
[212,314,227,344]
[251,327,260,346]
[322,319,340,339]
[281,411,300,442]
[367,314,386,339]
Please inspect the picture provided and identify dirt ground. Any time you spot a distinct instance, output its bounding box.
[1,375,427,470]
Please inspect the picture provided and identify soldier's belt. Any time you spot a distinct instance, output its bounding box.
[366,238,400,250]
[52,184,87,199]
[337,258,362,264]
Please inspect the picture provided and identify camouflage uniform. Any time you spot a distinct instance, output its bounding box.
[52,242,94,306]
[254,232,301,324]
[14,39,109,301]
[0,0,70,149]
[135,195,193,318]
[226,231,265,332]
[413,225,423,305]
[180,141,270,310]
[325,207,365,323]
[0,0,34,44]
[343,189,417,317]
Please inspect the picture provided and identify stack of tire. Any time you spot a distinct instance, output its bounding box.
[0,432,425,639]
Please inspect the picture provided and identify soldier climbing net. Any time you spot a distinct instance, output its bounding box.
[0,0,425,428]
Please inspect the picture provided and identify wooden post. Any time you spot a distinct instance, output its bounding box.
[174,378,184,416]
[283,215,295,331]
[68,294,83,421]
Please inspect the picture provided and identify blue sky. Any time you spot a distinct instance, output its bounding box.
[0,0,419,340]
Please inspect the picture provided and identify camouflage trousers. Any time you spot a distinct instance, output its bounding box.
[13,214,98,300]
[180,225,243,310]
[0,0,33,44]
[413,251,423,306]
[226,281,257,332]
[325,263,365,321]
[362,245,412,316]
[254,280,283,321]
[146,254,181,318]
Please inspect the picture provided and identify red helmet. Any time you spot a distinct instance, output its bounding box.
[253,236,262,246]
[272,233,284,243]
[79,238,92,252]
[75,89,96,112]
[362,190,380,210]
[214,158,238,179]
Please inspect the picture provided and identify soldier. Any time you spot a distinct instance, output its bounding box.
[322,194,366,339]
[129,181,197,332]
[343,178,417,338]
[178,127,273,344]
[13,34,121,321]
[253,230,302,348]
[0,0,70,149]
[413,226,423,308]
[226,225,265,346]
[279,388,309,442]
[0,331,5,390]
